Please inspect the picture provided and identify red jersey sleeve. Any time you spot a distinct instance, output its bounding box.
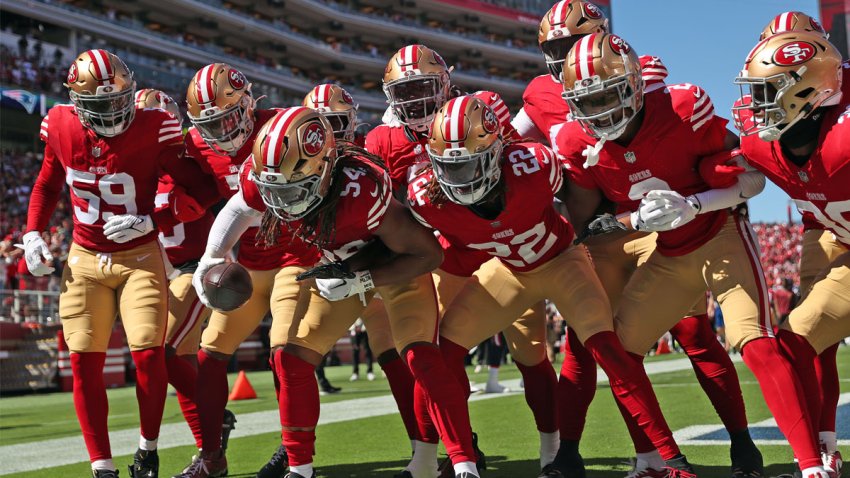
[552,123,598,190]
[364,127,388,161]
[26,141,65,233]
[238,161,267,212]
[639,55,669,88]
[669,84,729,156]
[474,90,519,140]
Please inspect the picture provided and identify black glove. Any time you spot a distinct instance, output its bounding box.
[573,213,628,245]
[296,261,355,281]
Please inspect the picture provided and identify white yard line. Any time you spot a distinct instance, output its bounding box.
[0,356,726,474]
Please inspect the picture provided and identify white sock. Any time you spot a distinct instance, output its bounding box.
[802,466,828,477]
[487,367,499,386]
[408,440,439,477]
[91,459,116,471]
[539,431,559,468]
[290,463,314,477]
[635,450,665,470]
[453,460,479,476]
[139,436,158,451]
[819,431,837,454]
[410,439,417,455]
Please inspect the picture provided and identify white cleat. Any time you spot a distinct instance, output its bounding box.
[350,373,359,382]
[367,372,376,381]
[483,382,510,394]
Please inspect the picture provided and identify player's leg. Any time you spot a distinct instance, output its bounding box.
[712,216,823,472]
[164,272,210,451]
[502,302,559,469]
[182,268,276,477]
[59,243,120,474]
[116,241,169,477]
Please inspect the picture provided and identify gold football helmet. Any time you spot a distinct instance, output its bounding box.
[65,49,136,137]
[733,30,842,141]
[538,0,608,81]
[186,63,255,154]
[302,84,358,141]
[760,11,827,41]
[561,33,643,140]
[427,96,503,205]
[251,107,337,221]
[383,44,451,133]
[135,88,180,118]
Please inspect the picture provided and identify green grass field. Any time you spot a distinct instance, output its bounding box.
[1,348,848,477]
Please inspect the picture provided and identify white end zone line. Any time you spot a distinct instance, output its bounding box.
[674,392,850,446]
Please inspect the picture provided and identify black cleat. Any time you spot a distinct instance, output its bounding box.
[221,409,237,452]
[550,446,586,478]
[539,463,565,477]
[664,455,697,477]
[730,434,764,478]
[318,378,341,394]
[438,432,487,478]
[94,470,120,478]
[129,449,159,478]
[256,444,289,478]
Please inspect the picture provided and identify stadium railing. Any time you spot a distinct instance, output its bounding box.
[0,289,60,325]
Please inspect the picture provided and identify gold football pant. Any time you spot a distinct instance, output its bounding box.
[799,229,848,296]
[201,266,310,355]
[616,216,770,353]
[165,273,211,356]
[60,241,167,352]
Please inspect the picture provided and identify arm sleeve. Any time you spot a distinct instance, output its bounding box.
[204,190,261,258]
[26,143,65,233]
[691,158,765,213]
[511,107,545,141]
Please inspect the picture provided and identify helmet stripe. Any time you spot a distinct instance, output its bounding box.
[264,107,307,168]
[319,84,330,108]
[87,50,111,84]
[445,96,469,148]
[576,34,596,80]
[195,64,217,107]
[552,0,568,25]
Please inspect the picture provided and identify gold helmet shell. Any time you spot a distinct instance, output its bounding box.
[427,96,503,205]
[65,49,136,136]
[760,11,827,41]
[538,0,608,81]
[251,107,337,221]
[733,30,842,140]
[135,88,180,119]
[302,84,358,142]
[186,63,255,154]
[383,44,451,133]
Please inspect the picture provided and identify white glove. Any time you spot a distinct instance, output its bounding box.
[103,214,154,243]
[634,190,700,232]
[192,255,226,308]
[15,231,55,276]
[316,270,374,303]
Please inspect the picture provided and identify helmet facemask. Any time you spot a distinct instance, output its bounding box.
[322,109,357,142]
[384,75,448,133]
[542,37,583,81]
[429,139,503,205]
[563,64,643,140]
[254,167,331,221]
[70,82,137,137]
[191,93,255,154]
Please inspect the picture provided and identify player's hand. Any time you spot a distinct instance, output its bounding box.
[15,231,55,276]
[296,261,355,281]
[315,270,374,302]
[192,255,226,308]
[574,213,627,245]
[636,190,700,232]
[103,214,154,243]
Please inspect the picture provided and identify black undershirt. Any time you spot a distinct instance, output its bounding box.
[779,108,825,167]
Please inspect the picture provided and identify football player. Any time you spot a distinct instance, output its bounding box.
[23,50,217,478]
[733,29,848,477]
[409,96,695,477]
[555,33,827,477]
[193,107,478,478]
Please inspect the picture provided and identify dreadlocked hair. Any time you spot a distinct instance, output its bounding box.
[258,142,387,250]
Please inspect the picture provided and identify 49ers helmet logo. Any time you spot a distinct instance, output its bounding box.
[809,18,825,34]
[609,35,631,54]
[583,2,602,19]
[228,68,246,89]
[482,107,498,134]
[773,41,816,65]
[67,63,78,83]
[341,89,354,105]
[302,122,326,156]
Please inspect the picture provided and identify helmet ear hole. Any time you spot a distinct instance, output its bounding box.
[795,87,814,98]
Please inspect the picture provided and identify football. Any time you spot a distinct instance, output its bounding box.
[202,262,253,311]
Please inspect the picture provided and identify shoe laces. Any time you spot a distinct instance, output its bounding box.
[268,446,287,466]
[665,467,697,478]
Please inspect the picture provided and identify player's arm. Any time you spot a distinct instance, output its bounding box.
[511,107,546,141]
[20,142,64,276]
[155,146,221,229]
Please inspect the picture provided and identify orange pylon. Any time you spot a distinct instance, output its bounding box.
[228,371,257,400]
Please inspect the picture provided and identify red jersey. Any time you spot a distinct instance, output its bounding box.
[366,90,517,193]
[29,105,217,252]
[735,60,850,233]
[519,55,669,144]
[154,176,214,266]
[555,84,730,256]
[739,102,850,247]
[242,156,392,262]
[407,142,571,273]
[185,109,314,270]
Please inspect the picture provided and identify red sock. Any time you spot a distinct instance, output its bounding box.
[439,338,473,400]
[72,352,112,462]
[614,387,657,454]
[132,347,168,442]
[743,337,820,469]
[414,381,440,443]
[379,352,418,440]
[276,350,319,466]
[166,354,202,448]
[671,315,749,432]
[516,359,558,433]
[815,343,839,434]
[270,351,281,400]
[196,349,229,452]
[777,330,821,437]
[584,331,679,460]
[558,329,597,441]
[407,342,475,464]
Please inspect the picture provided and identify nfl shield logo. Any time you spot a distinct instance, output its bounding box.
[490,221,502,228]
[91,146,101,158]
[798,171,809,182]
[624,151,636,163]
